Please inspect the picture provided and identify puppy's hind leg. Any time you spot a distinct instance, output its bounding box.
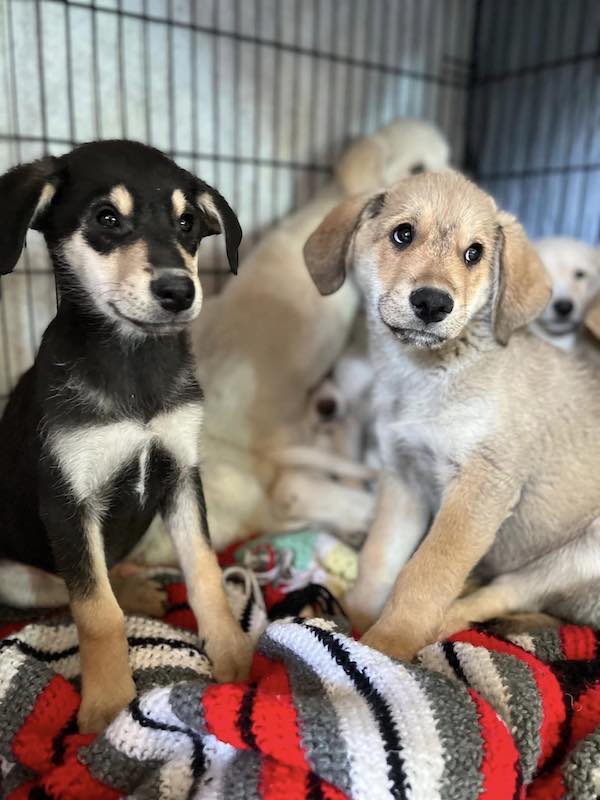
[441,519,600,638]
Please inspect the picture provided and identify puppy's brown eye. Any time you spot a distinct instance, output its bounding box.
[464,243,483,266]
[575,269,586,280]
[179,213,194,233]
[96,207,119,228]
[391,223,413,249]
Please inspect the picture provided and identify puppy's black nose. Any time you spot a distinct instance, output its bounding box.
[553,298,574,318]
[410,287,454,324]
[151,274,195,312]
[316,397,337,419]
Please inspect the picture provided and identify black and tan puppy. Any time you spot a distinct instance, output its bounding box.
[0,140,253,732]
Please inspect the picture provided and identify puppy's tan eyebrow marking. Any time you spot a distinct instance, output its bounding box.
[172,189,186,218]
[109,185,134,216]
[197,191,221,233]
[33,183,56,221]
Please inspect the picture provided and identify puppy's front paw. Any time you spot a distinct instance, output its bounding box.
[360,622,422,663]
[204,623,254,683]
[78,673,136,734]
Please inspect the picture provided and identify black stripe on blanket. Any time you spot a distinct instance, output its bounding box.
[442,641,469,684]
[0,638,79,662]
[0,635,205,663]
[305,624,410,800]
[130,699,206,798]
[127,636,205,655]
[52,713,78,765]
[239,593,254,633]
[306,771,325,800]
[238,683,258,749]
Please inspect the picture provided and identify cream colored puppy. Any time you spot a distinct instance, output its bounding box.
[532,237,600,352]
[192,119,450,550]
[304,170,600,661]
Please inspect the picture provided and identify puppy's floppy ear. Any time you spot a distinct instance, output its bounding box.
[584,291,600,341]
[493,211,552,345]
[0,156,60,275]
[196,183,242,274]
[303,195,367,295]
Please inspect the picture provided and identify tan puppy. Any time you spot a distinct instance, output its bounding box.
[304,170,600,661]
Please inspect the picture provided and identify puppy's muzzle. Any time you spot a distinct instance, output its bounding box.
[151,274,195,313]
[410,287,454,324]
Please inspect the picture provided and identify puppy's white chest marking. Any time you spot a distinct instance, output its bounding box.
[383,367,495,480]
[50,402,203,503]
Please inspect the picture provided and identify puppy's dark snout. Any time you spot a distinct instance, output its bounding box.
[553,298,574,318]
[151,274,195,313]
[410,287,454,324]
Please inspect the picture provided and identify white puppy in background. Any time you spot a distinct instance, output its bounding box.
[135,119,450,564]
[195,120,451,549]
[532,237,600,352]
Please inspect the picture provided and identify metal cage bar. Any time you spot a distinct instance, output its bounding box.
[0,0,598,407]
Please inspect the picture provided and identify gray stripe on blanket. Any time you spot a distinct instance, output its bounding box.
[80,733,164,795]
[562,724,600,800]
[134,666,205,694]
[2,761,36,796]
[530,628,563,663]
[259,634,353,796]
[411,662,484,800]
[222,750,263,799]
[0,658,51,755]
[490,650,542,783]
[169,679,212,734]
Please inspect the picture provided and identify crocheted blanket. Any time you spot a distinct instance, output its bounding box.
[0,540,599,799]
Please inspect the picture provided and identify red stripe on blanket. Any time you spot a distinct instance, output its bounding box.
[165,582,188,607]
[203,682,249,750]
[0,621,28,639]
[527,770,564,800]
[9,736,118,800]
[469,689,521,799]
[40,757,122,800]
[569,681,600,746]
[263,584,286,611]
[252,652,277,681]
[12,675,80,772]
[259,758,311,800]
[6,781,36,800]
[321,781,349,799]
[559,625,597,660]
[163,607,198,630]
[527,681,600,800]
[252,661,307,768]
[452,630,565,769]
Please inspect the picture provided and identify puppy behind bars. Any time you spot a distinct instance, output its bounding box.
[0,140,253,733]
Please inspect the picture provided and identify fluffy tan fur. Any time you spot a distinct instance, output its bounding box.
[304,169,600,660]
